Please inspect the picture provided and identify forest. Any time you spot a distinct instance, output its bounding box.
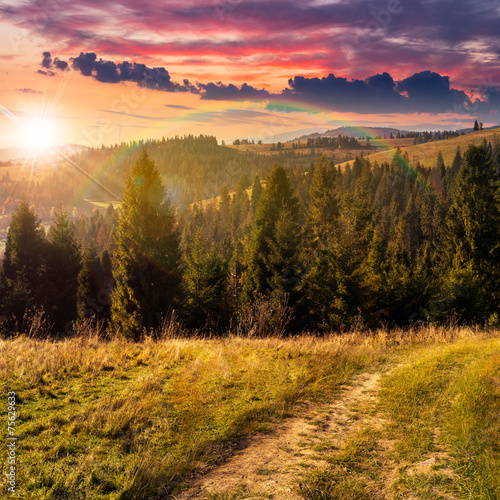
[1,134,499,338]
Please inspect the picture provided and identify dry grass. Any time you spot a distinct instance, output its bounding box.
[337,127,500,170]
[0,325,498,499]
[0,330,382,499]
[301,327,500,500]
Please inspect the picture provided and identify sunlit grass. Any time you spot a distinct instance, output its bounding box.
[0,332,383,499]
[1,326,498,499]
[378,336,500,499]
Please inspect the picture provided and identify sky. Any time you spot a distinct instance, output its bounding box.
[0,0,499,149]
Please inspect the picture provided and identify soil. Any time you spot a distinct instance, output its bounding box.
[171,366,458,499]
[173,371,386,499]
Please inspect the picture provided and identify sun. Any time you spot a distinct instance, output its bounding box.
[19,117,60,150]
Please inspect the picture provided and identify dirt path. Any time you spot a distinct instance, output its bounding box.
[174,371,385,499]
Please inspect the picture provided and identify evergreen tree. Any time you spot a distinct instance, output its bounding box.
[250,175,263,214]
[77,245,112,325]
[46,204,82,332]
[299,157,340,328]
[0,198,46,331]
[182,230,229,330]
[243,165,299,303]
[110,149,181,338]
[443,144,500,321]
[306,156,338,240]
[436,151,445,178]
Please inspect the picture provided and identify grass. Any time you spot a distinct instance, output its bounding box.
[1,326,499,499]
[379,338,500,499]
[337,127,500,170]
[297,328,500,500]
[207,484,271,499]
[0,332,383,499]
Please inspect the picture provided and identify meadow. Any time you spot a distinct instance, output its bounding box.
[338,127,500,170]
[1,325,499,499]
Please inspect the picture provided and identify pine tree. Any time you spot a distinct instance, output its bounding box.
[77,245,112,325]
[182,230,229,330]
[250,175,263,214]
[299,157,339,328]
[243,165,299,303]
[436,151,445,178]
[46,204,82,332]
[266,208,301,303]
[443,144,500,321]
[306,156,338,240]
[0,198,46,331]
[110,149,181,338]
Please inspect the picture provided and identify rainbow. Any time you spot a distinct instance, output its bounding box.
[1,91,439,205]
[67,94,442,203]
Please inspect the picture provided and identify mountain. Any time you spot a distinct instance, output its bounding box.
[241,128,324,144]
[337,126,500,170]
[295,126,412,141]
[0,144,88,162]
[287,125,496,142]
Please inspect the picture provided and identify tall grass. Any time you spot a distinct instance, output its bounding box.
[378,336,500,499]
[0,328,384,499]
[0,325,498,499]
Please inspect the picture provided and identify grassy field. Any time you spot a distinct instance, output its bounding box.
[301,329,500,500]
[0,326,499,499]
[337,127,500,170]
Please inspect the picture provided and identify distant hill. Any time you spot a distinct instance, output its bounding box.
[296,126,411,141]
[288,125,495,143]
[242,128,324,145]
[0,144,88,162]
[248,126,410,144]
[337,127,500,170]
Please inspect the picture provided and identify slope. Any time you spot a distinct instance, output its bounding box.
[338,127,500,169]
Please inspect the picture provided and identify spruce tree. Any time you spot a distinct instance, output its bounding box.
[110,149,181,338]
[77,245,112,325]
[250,175,263,215]
[443,144,500,321]
[0,198,46,331]
[182,230,229,330]
[46,204,82,332]
[299,157,339,328]
[306,156,338,240]
[243,165,299,303]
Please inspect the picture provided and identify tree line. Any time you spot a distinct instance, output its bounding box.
[1,135,322,221]
[1,137,499,338]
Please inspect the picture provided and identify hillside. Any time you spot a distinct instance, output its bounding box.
[1,326,498,499]
[338,127,500,169]
[296,126,409,141]
[0,144,88,163]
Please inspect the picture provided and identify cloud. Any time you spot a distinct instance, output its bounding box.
[4,0,500,90]
[396,71,471,113]
[270,71,492,115]
[198,82,270,101]
[38,52,500,115]
[36,69,55,76]
[68,52,199,92]
[165,104,195,110]
[53,58,69,71]
[16,88,43,94]
[41,51,52,69]
[39,51,69,72]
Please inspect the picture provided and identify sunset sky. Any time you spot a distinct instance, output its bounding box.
[1,0,499,149]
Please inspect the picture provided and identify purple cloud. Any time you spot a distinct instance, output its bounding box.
[38,51,500,115]
[16,88,43,94]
